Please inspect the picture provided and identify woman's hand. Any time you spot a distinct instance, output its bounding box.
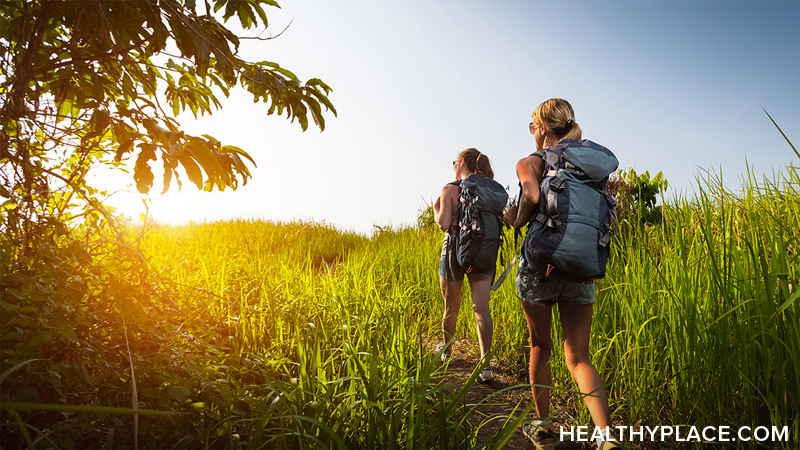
[503,205,519,227]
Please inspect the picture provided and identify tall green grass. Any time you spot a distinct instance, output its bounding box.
[139,151,798,448]
[596,164,799,443]
[7,145,797,448]
[135,221,523,449]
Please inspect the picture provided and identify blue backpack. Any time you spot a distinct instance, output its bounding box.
[523,139,618,282]
[452,173,508,273]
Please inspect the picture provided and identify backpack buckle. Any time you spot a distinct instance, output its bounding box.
[598,230,612,247]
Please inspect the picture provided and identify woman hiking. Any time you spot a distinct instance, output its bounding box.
[433,147,506,383]
[504,98,621,450]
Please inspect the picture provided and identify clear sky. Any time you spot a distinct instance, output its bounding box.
[95,0,800,235]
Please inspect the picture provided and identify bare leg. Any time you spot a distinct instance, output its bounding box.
[440,277,463,353]
[466,272,493,361]
[521,300,553,419]
[558,301,612,429]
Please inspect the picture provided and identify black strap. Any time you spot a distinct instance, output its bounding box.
[546,187,559,226]
[542,148,563,173]
[514,181,525,248]
[603,192,617,247]
[543,177,564,228]
[599,230,612,247]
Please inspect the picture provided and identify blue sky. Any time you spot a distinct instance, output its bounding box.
[97,0,800,234]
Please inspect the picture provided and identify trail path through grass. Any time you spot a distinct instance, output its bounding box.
[437,339,587,450]
[437,339,685,450]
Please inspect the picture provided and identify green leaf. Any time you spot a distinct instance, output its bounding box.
[134,143,157,193]
[177,152,204,190]
[162,168,173,194]
[252,1,270,27]
[28,331,52,347]
[222,144,256,166]
[60,438,76,450]
[169,14,196,59]
[57,98,73,119]
[167,385,192,403]
[115,139,134,162]
[17,387,40,403]
[191,22,212,75]
[0,359,41,385]
[238,3,253,29]
[776,288,800,315]
[764,109,800,159]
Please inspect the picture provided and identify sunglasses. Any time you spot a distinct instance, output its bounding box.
[529,122,537,135]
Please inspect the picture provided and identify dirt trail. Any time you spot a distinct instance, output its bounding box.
[437,340,589,450]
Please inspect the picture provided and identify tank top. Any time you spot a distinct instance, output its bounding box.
[441,205,459,255]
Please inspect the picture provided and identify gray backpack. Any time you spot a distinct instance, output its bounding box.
[523,139,618,281]
[452,173,508,273]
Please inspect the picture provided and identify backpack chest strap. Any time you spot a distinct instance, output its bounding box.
[536,213,601,229]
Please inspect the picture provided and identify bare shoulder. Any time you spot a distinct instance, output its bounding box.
[443,182,460,190]
[442,183,460,197]
[516,155,543,175]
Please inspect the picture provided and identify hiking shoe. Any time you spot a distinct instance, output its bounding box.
[477,368,493,383]
[522,420,556,450]
[435,344,450,363]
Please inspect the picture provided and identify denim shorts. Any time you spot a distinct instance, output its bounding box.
[516,257,596,306]
[439,233,495,282]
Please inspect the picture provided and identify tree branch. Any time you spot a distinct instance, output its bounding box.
[239,19,293,41]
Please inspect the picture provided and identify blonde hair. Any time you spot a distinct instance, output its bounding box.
[457,148,494,179]
[532,98,582,140]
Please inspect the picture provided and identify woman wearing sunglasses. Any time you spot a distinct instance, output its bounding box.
[433,147,502,383]
[504,98,621,450]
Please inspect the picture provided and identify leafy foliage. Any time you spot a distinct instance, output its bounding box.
[607,168,669,228]
[0,0,335,238]
[1,0,337,447]
[416,202,436,230]
[0,220,492,449]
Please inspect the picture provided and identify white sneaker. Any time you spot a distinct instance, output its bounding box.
[522,419,555,449]
[478,368,493,383]
[435,343,450,363]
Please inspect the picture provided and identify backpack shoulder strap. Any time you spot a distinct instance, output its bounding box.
[540,146,565,173]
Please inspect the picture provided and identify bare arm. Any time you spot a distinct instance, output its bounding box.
[434,184,460,231]
[504,155,544,228]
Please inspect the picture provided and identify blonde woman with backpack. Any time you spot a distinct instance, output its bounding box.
[504,98,621,450]
[433,147,507,383]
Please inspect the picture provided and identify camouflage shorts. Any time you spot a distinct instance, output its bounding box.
[515,258,596,306]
